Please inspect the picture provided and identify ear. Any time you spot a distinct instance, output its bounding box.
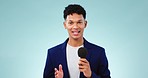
[63,21,66,29]
[84,20,87,28]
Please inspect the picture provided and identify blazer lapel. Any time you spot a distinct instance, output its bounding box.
[61,39,70,78]
[84,38,92,62]
[79,38,93,77]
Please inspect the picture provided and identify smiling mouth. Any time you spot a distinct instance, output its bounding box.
[72,31,80,35]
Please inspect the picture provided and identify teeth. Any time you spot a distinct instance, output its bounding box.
[72,31,80,34]
[73,31,78,34]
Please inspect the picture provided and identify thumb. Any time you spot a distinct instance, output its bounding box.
[59,64,63,72]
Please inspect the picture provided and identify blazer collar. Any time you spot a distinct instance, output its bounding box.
[61,38,92,60]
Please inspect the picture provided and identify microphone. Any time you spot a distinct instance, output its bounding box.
[78,47,88,58]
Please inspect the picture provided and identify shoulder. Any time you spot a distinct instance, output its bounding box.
[47,38,68,56]
[84,39,105,51]
[48,43,62,51]
[84,40,107,58]
[88,42,105,55]
[89,42,104,50]
[48,43,63,54]
[48,38,68,52]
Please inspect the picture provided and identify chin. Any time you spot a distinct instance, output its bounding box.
[72,36,83,40]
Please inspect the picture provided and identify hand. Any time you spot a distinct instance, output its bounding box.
[78,58,92,78]
[54,64,63,78]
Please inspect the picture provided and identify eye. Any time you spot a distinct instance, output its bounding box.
[78,22,82,23]
[68,21,73,25]
[78,21,83,24]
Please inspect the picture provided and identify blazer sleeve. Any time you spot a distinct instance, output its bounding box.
[95,48,110,78]
[90,48,111,78]
[43,49,54,78]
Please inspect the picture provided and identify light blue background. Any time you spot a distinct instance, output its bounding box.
[0,0,148,78]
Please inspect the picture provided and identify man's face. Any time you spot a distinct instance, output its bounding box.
[64,13,87,40]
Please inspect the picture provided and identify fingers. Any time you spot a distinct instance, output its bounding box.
[59,64,63,72]
[54,64,64,78]
[54,68,58,71]
[79,64,88,72]
[54,68,58,76]
[79,58,88,63]
[78,59,88,70]
[78,58,88,66]
[78,58,92,77]
[54,64,62,75]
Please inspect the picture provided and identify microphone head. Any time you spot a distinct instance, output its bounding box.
[78,47,88,58]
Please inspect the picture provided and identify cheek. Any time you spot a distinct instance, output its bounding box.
[65,25,72,29]
[67,28,72,33]
[67,27,72,29]
[80,24,86,28]
[80,26,86,30]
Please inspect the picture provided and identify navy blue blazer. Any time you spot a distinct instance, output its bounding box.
[43,38,111,78]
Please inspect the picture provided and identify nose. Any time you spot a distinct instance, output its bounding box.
[73,23,79,29]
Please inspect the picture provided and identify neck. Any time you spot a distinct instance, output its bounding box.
[68,37,84,47]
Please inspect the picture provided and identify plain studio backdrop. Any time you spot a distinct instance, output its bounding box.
[0,0,148,78]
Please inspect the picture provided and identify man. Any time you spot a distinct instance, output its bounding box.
[43,4,111,78]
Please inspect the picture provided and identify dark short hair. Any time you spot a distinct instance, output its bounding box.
[63,4,86,20]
